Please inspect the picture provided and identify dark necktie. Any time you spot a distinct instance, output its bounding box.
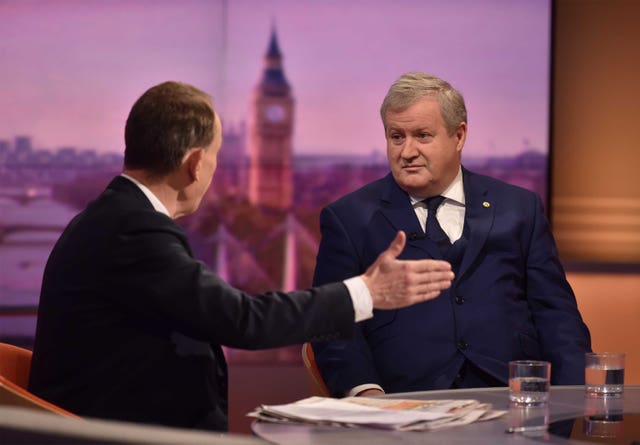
[424,195,451,256]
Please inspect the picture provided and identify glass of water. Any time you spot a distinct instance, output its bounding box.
[585,352,625,396]
[509,360,551,405]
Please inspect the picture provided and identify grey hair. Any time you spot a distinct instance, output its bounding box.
[380,72,467,135]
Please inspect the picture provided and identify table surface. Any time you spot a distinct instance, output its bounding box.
[252,385,640,444]
[0,405,268,445]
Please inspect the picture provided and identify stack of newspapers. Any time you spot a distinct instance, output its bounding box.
[249,396,506,431]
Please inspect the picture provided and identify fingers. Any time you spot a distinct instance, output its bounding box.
[368,264,455,309]
[363,240,457,310]
[404,278,454,302]
[411,265,454,286]
[392,259,453,290]
[408,259,453,274]
[400,270,454,301]
[382,231,406,260]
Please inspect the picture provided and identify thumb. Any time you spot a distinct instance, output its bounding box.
[384,231,406,260]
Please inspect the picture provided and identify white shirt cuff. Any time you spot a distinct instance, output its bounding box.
[343,276,373,322]
[347,383,385,397]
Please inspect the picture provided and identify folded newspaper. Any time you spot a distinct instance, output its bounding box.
[249,396,506,431]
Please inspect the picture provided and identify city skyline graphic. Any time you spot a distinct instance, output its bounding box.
[1,0,551,158]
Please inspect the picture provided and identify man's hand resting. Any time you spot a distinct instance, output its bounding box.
[360,231,454,309]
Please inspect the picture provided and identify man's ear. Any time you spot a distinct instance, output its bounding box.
[185,148,204,182]
[455,122,467,153]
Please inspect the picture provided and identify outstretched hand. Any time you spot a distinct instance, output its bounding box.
[360,231,454,309]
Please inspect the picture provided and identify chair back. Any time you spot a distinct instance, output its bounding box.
[0,342,32,388]
[0,342,79,417]
[301,342,330,397]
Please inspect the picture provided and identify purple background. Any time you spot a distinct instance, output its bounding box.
[1,0,550,158]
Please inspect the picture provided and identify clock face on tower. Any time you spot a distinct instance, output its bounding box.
[264,104,286,123]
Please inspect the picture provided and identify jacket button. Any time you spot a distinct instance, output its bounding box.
[455,295,464,305]
[457,340,469,350]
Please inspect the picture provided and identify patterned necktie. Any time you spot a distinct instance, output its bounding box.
[424,196,451,256]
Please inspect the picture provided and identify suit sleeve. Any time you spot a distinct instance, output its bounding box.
[524,194,592,384]
[312,206,383,396]
[103,209,355,349]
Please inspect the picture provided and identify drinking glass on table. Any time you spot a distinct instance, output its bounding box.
[509,360,551,405]
[585,352,625,396]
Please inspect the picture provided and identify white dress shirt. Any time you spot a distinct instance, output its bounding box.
[410,167,466,243]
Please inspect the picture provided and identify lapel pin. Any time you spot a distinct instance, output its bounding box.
[483,201,491,208]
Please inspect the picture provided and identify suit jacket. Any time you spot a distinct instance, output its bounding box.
[312,168,591,396]
[29,176,354,431]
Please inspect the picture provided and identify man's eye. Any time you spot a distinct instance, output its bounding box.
[389,134,403,141]
[418,133,431,139]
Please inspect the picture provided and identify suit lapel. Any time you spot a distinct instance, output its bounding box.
[377,174,441,259]
[457,169,495,280]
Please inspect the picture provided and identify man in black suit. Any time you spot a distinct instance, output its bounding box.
[28,81,454,431]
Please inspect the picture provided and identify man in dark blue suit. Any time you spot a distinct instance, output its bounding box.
[312,72,591,397]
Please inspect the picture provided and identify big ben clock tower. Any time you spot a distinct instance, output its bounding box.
[248,27,294,209]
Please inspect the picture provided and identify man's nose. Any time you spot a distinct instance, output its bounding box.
[401,137,419,158]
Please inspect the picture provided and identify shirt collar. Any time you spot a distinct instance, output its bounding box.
[120,173,171,217]
[410,167,465,206]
